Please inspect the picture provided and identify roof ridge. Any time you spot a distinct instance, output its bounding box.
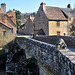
[0,21,12,28]
[46,6,59,8]
[44,6,67,20]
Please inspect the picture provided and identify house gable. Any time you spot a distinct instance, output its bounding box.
[23,16,35,34]
[35,2,68,36]
[7,9,16,25]
[34,3,49,35]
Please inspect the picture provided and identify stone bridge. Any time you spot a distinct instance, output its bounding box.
[6,36,75,75]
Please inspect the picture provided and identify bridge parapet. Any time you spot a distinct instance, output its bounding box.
[16,37,75,75]
[34,35,75,48]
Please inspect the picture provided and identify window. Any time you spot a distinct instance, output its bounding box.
[69,18,71,21]
[57,21,60,27]
[57,31,60,35]
[11,28,13,34]
[3,31,6,36]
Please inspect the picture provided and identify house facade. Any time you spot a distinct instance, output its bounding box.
[0,3,16,47]
[18,15,35,35]
[34,2,68,36]
[61,4,75,35]
[18,2,75,36]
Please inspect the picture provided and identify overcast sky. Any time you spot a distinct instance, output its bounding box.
[0,0,75,13]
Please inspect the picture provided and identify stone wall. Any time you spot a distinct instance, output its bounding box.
[22,16,34,35]
[34,35,75,48]
[16,37,75,75]
[34,4,49,35]
[0,13,16,35]
[0,23,15,47]
[48,21,68,36]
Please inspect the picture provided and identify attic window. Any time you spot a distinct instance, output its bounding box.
[57,21,60,27]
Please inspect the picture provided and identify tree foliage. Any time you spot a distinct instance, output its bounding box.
[16,10,21,26]
[69,20,75,36]
[16,20,21,26]
[24,14,29,20]
[16,10,21,19]
[24,12,36,21]
[31,12,36,17]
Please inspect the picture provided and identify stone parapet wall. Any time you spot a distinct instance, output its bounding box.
[34,35,75,48]
[16,37,75,75]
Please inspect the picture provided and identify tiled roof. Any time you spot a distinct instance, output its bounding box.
[0,21,12,28]
[7,11,16,25]
[0,13,13,28]
[60,8,75,17]
[45,6,67,20]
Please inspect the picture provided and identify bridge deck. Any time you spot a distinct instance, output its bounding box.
[60,49,75,64]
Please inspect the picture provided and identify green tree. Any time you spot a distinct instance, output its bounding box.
[16,10,21,19]
[16,20,21,26]
[24,14,29,20]
[16,10,21,26]
[31,12,36,17]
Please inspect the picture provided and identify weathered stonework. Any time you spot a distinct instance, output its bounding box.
[34,35,75,48]
[16,37,75,75]
[56,38,67,49]
[6,40,39,75]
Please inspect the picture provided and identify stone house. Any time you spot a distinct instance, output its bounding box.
[34,2,75,36]
[20,15,35,35]
[61,4,75,35]
[0,3,16,47]
[0,3,16,35]
[0,21,12,47]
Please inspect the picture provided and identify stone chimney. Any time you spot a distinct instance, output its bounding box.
[13,9,15,12]
[40,2,46,11]
[40,2,46,6]
[67,4,72,9]
[1,3,6,13]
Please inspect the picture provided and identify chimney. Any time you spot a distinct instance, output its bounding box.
[40,2,46,6]
[13,9,15,12]
[40,2,46,11]
[67,4,72,9]
[1,3,6,13]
